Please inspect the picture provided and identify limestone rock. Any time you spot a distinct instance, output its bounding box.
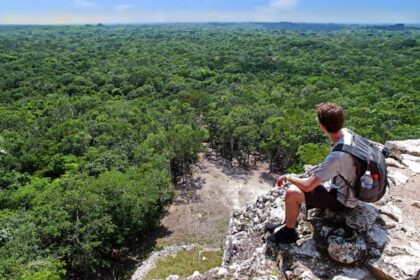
[386,139,420,157]
[368,242,420,280]
[166,275,180,280]
[388,171,409,186]
[386,158,405,168]
[402,159,420,173]
[332,268,368,280]
[287,260,321,280]
[412,201,420,209]
[192,271,201,277]
[304,165,317,173]
[380,204,403,223]
[327,233,367,264]
[344,202,379,232]
[366,223,389,249]
[401,153,420,163]
[269,207,285,223]
[216,267,228,277]
[290,238,321,258]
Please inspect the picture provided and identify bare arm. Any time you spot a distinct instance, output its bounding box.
[278,174,322,193]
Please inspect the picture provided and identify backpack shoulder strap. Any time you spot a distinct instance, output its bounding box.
[332,129,357,154]
[332,139,363,203]
[338,174,353,203]
[333,143,345,152]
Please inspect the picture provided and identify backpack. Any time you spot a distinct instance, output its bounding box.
[332,129,390,203]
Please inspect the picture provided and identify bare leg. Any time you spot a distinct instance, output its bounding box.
[285,185,305,228]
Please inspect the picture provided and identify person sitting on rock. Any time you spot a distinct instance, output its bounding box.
[267,102,358,244]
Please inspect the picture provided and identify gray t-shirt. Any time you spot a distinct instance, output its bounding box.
[314,128,358,208]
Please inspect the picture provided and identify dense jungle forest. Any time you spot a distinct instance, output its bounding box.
[0,23,419,279]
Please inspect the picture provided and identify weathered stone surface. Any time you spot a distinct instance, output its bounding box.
[386,158,405,168]
[166,275,180,280]
[216,267,228,277]
[192,271,201,277]
[412,201,420,209]
[344,202,379,232]
[303,165,317,173]
[388,171,409,186]
[368,242,420,280]
[269,207,285,222]
[366,223,389,249]
[287,260,321,280]
[332,268,368,280]
[401,153,420,163]
[327,234,367,264]
[402,159,420,173]
[386,139,420,157]
[290,238,320,258]
[380,204,403,223]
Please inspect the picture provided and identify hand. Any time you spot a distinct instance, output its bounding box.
[276,175,285,188]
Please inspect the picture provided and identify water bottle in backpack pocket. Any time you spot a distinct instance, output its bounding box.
[358,170,380,201]
[360,171,373,190]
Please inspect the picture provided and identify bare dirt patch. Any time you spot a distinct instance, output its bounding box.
[157,149,275,247]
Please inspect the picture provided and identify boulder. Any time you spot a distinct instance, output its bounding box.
[388,171,409,186]
[386,139,420,157]
[290,238,321,258]
[332,268,368,280]
[344,202,380,232]
[402,159,420,174]
[327,232,367,264]
[401,153,420,163]
[216,267,228,277]
[192,271,201,277]
[366,224,389,249]
[367,242,420,280]
[380,204,403,223]
[386,158,405,168]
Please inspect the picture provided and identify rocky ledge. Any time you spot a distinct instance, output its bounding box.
[142,139,420,280]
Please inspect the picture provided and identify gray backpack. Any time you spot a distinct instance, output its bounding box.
[333,130,390,203]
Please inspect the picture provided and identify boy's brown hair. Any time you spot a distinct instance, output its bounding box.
[316,103,344,133]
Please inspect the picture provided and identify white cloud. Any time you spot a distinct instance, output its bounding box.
[114,4,132,11]
[269,0,298,9]
[74,0,97,8]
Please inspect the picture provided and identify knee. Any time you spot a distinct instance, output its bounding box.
[285,185,304,201]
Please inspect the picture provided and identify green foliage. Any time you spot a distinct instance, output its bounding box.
[21,259,66,280]
[0,24,419,278]
[297,143,330,165]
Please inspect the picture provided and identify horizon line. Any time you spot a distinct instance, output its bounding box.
[1,21,419,26]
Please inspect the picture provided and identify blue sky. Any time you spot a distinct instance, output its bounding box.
[0,0,419,24]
